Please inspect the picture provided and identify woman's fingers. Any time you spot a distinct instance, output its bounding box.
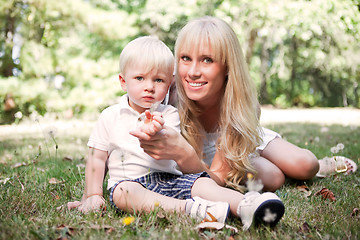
[129,130,152,140]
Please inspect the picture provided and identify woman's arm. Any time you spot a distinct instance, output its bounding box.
[209,150,231,186]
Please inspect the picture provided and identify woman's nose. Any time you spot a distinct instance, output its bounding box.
[188,61,201,79]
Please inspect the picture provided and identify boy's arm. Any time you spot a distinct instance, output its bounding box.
[76,147,108,213]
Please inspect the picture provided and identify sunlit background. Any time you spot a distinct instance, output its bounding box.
[1,0,360,124]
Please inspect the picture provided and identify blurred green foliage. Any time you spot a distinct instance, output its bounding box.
[1,0,360,123]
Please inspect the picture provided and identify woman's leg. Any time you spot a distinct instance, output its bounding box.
[112,181,186,213]
[251,156,286,192]
[260,138,319,180]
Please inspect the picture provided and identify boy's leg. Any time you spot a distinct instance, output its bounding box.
[112,181,186,213]
[112,178,230,223]
[191,177,243,216]
[191,177,285,230]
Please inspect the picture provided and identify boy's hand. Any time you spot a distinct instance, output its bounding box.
[139,110,165,136]
[67,195,105,214]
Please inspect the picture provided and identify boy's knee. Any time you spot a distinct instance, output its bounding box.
[113,181,142,210]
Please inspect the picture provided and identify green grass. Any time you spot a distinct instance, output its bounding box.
[0,121,359,239]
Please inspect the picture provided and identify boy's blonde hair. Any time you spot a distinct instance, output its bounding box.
[175,16,261,192]
[120,36,174,77]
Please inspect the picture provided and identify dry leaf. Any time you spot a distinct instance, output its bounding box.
[63,156,73,161]
[56,224,76,237]
[296,185,312,197]
[89,224,115,233]
[0,178,10,184]
[12,160,36,168]
[195,222,238,233]
[12,162,27,168]
[351,208,359,218]
[298,222,311,233]
[49,178,64,184]
[315,187,336,201]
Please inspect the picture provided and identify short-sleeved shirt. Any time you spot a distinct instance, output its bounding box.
[88,94,182,190]
[202,127,281,166]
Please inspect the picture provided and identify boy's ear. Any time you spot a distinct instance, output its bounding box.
[119,74,126,91]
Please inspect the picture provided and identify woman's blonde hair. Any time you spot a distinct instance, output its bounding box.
[174,16,261,192]
[119,36,174,77]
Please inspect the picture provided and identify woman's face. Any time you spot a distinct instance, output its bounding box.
[177,43,227,108]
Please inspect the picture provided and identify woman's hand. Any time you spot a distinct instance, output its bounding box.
[130,125,181,160]
[130,126,205,173]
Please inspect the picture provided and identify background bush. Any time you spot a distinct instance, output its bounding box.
[1,0,360,124]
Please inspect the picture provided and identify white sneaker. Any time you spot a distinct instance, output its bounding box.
[187,196,230,223]
[237,191,285,230]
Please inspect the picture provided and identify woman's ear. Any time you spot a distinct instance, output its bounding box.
[119,74,127,91]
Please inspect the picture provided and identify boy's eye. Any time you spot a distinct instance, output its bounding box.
[203,57,213,63]
[135,76,144,81]
[155,78,164,83]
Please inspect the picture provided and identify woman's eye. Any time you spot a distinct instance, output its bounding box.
[135,76,143,81]
[203,57,213,63]
[181,56,190,61]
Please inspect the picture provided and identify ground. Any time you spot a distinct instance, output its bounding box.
[1,107,359,138]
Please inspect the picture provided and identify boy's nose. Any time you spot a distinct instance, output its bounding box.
[145,80,154,91]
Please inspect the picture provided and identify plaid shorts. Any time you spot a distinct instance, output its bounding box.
[109,171,209,208]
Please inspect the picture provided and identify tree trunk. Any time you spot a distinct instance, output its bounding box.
[289,37,298,102]
[1,9,16,77]
[259,37,270,103]
[245,28,258,65]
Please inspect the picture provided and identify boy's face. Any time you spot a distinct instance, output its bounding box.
[120,63,171,113]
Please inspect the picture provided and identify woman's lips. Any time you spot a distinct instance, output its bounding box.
[187,80,207,87]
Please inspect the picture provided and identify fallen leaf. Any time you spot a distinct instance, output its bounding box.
[195,222,238,234]
[12,162,27,168]
[89,224,115,233]
[12,160,36,168]
[63,156,73,161]
[315,187,336,201]
[0,178,10,184]
[157,211,165,219]
[296,185,312,197]
[351,208,359,218]
[49,178,64,184]
[298,222,311,233]
[56,224,76,237]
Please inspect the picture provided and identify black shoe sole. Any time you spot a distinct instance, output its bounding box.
[253,199,285,228]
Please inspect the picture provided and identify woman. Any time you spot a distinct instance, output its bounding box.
[131,16,320,192]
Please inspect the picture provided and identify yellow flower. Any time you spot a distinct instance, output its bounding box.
[154,201,160,207]
[247,173,254,180]
[122,216,135,226]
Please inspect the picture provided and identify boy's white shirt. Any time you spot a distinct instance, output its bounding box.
[87,94,182,190]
